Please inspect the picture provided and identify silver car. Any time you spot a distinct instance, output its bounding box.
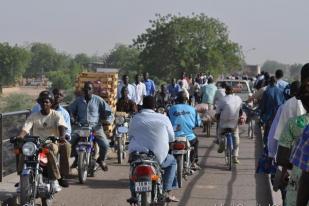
[216,79,253,101]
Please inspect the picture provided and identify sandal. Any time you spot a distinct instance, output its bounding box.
[166,195,179,202]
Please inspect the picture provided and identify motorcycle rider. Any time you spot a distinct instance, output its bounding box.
[69,81,114,171]
[168,91,202,170]
[216,85,243,164]
[16,92,69,191]
[32,89,72,182]
[128,96,179,203]
[116,86,138,114]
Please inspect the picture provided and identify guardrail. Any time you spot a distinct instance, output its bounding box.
[0,110,31,182]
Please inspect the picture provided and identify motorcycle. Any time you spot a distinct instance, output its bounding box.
[74,125,99,184]
[171,137,191,188]
[10,135,60,206]
[114,112,130,164]
[129,152,166,206]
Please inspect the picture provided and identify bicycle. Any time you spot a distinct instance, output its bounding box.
[223,128,234,171]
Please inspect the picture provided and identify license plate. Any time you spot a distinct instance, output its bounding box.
[172,150,185,154]
[135,181,152,192]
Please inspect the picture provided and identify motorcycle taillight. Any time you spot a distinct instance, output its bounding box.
[132,165,160,181]
[173,142,186,150]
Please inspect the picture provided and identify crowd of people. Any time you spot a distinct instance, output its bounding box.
[12,66,309,205]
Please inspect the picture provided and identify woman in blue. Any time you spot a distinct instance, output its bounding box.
[168,91,202,169]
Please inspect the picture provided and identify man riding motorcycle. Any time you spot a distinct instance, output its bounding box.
[168,91,202,170]
[69,81,114,171]
[32,89,72,182]
[16,92,69,191]
[127,96,179,203]
[116,86,138,114]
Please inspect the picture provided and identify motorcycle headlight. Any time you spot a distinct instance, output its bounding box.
[22,142,37,156]
[115,116,125,125]
[76,129,91,137]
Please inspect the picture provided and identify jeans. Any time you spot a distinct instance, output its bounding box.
[129,154,178,197]
[71,125,109,161]
[218,126,240,157]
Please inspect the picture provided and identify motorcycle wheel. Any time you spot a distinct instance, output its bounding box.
[41,197,53,206]
[140,192,151,206]
[20,173,35,205]
[176,155,184,188]
[117,139,123,164]
[78,152,88,184]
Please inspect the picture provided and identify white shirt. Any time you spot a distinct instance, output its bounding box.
[214,88,226,106]
[117,81,136,101]
[128,109,175,164]
[133,82,147,105]
[274,97,306,140]
[216,94,242,129]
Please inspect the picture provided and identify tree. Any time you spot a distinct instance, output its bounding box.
[26,43,71,77]
[47,70,72,90]
[0,43,31,85]
[261,60,289,75]
[133,13,243,80]
[289,63,303,81]
[103,44,141,77]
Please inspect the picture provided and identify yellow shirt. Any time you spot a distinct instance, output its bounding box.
[22,109,67,138]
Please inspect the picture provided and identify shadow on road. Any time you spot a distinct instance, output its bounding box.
[224,167,238,206]
[178,142,215,206]
[69,178,129,189]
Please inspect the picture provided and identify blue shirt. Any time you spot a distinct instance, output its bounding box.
[260,85,285,123]
[200,83,217,104]
[68,94,113,126]
[31,103,72,139]
[167,84,180,98]
[276,79,289,93]
[144,79,156,96]
[168,103,201,141]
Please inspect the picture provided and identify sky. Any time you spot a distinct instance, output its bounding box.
[1,0,309,65]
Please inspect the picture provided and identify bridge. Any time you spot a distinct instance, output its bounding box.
[0,111,281,206]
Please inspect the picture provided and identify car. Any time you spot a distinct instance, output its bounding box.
[216,79,253,101]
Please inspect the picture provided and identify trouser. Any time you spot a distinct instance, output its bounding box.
[58,140,71,177]
[189,138,199,163]
[18,143,61,180]
[218,126,240,157]
[129,154,178,197]
[296,171,309,206]
[71,126,109,161]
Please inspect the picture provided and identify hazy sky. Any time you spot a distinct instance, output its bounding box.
[1,0,309,65]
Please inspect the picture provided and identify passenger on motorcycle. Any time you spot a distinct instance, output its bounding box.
[69,81,114,171]
[32,89,72,182]
[16,92,69,191]
[155,84,169,108]
[216,85,243,164]
[168,91,202,170]
[128,96,179,202]
[116,86,138,114]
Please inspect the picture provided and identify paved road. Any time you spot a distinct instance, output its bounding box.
[51,126,273,206]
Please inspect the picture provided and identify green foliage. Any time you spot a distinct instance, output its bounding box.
[261,60,303,81]
[47,71,72,90]
[133,13,243,80]
[26,43,71,77]
[261,60,289,75]
[0,43,31,85]
[1,93,34,112]
[103,44,141,76]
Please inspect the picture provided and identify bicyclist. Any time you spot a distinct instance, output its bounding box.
[168,91,202,170]
[216,85,242,164]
